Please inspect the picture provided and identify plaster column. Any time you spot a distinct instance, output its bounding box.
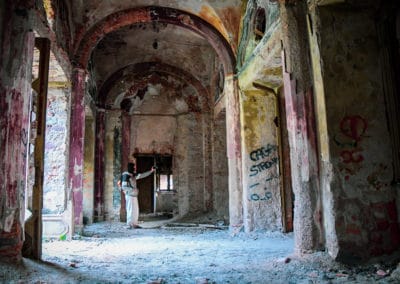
[119,112,131,222]
[280,2,323,254]
[307,3,400,263]
[94,109,105,221]
[68,67,86,234]
[225,76,243,230]
[203,112,213,212]
[240,89,282,232]
[0,1,35,261]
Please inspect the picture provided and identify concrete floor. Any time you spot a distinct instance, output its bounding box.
[0,218,399,283]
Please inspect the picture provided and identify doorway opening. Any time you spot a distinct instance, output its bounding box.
[24,35,72,260]
[135,154,175,220]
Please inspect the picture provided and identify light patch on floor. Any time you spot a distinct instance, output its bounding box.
[0,221,399,283]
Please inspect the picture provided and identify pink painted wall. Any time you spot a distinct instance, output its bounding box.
[318,7,399,262]
[0,1,35,261]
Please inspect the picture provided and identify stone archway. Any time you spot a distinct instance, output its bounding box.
[68,6,241,231]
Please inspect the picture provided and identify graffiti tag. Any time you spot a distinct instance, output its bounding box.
[250,144,277,161]
[335,115,367,181]
[340,115,367,142]
[250,191,272,201]
[248,144,278,201]
[250,157,279,177]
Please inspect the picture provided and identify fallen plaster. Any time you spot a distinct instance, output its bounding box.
[1,221,400,283]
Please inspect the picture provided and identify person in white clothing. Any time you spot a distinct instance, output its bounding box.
[118,162,155,229]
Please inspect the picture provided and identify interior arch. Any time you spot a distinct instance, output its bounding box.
[73,6,236,75]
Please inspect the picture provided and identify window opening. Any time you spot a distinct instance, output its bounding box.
[155,155,174,192]
[254,7,266,41]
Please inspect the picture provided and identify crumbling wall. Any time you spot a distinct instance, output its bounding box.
[174,114,191,216]
[280,1,323,254]
[237,0,280,70]
[316,6,400,263]
[0,1,35,261]
[131,115,176,155]
[212,114,229,223]
[240,89,282,231]
[187,114,206,216]
[82,115,94,224]
[104,111,121,221]
[43,88,69,214]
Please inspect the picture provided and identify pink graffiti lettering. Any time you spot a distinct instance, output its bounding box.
[337,115,367,181]
[340,115,367,142]
[340,149,364,164]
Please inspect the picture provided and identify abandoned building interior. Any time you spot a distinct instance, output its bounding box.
[1,0,400,282]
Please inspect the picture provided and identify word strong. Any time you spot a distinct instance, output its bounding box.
[249,144,279,177]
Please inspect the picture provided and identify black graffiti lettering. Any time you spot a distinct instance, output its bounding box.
[250,165,258,177]
[250,194,260,201]
[249,183,259,189]
[250,192,272,202]
[250,144,277,161]
[249,157,279,177]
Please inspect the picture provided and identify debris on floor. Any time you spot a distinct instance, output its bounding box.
[0,221,399,283]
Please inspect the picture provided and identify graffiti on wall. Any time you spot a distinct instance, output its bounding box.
[367,163,389,191]
[248,144,279,202]
[334,115,367,180]
[249,144,279,177]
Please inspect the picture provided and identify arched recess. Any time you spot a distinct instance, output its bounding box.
[98,62,210,111]
[69,5,241,231]
[94,62,211,220]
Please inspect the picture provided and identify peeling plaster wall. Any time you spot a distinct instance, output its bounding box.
[188,114,206,216]
[131,114,179,213]
[155,193,176,213]
[0,1,35,261]
[240,89,282,231]
[237,0,280,70]
[225,76,243,228]
[43,88,69,214]
[104,111,121,221]
[82,116,94,224]
[317,7,400,262]
[131,116,176,155]
[74,0,242,53]
[130,112,205,217]
[212,114,229,222]
[174,114,191,217]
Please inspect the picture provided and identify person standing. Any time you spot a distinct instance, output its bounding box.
[118,162,155,229]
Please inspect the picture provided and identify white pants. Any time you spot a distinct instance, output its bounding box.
[126,195,139,226]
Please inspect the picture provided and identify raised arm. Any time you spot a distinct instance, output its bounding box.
[135,167,155,180]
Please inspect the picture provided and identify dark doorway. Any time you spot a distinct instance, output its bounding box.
[136,156,155,213]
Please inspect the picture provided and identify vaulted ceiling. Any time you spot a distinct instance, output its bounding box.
[63,0,242,114]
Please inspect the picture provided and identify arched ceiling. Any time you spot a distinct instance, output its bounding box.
[92,22,216,90]
[69,0,242,51]
[66,2,240,113]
